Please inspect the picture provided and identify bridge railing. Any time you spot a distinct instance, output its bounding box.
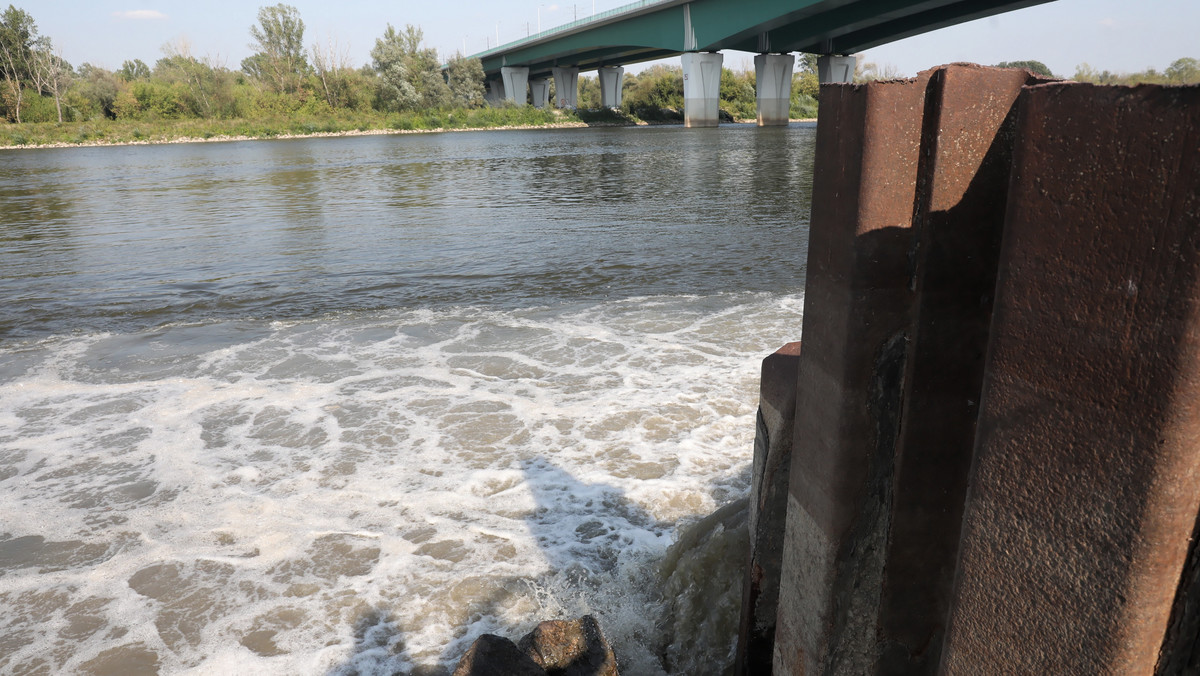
[461,0,676,62]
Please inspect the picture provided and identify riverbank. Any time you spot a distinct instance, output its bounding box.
[0,109,817,150]
[0,121,593,150]
[0,107,628,149]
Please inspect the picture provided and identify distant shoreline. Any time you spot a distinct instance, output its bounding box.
[0,117,818,151]
[0,121,591,150]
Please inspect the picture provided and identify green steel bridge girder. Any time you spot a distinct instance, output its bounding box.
[473,0,1055,79]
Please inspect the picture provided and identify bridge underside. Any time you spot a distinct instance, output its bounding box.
[477,0,1054,78]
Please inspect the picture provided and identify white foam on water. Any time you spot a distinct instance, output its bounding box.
[0,291,803,674]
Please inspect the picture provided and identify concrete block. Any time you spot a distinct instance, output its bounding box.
[817,55,855,84]
[530,77,551,109]
[598,66,624,109]
[736,342,802,676]
[552,66,579,109]
[501,66,529,104]
[484,77,505,107]
[683,52,724,128]
[941,83,1200,673]
[755,53,795,127]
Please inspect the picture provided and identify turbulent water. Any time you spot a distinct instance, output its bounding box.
[0,124,814,675]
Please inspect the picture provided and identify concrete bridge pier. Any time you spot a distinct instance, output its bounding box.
[530,78,551,108]
[552,66,579,109]
[755,53,795,126]
[682,51,724,127]
[817,54,856,83]
[484,77,505,106]
[501,66,530,104]
[598,66,624,108]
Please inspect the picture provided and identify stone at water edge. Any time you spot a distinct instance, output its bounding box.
[451,633,548,676]
[517,615,619,676]
[451,615,619,676]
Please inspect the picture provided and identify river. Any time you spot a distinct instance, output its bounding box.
[0,123,814,674]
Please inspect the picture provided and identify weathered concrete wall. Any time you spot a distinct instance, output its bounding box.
[760,68,1200,675]
[941,82,1200,673]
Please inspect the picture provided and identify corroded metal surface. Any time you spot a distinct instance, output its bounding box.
[875,64,1052,674]
[773,72,929,676]
[942,82,1200,673]
[736,342,802,676]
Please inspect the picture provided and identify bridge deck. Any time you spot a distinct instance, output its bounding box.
[463,0,1054,78]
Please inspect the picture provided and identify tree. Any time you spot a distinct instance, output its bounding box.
[855,57,901,82]
[719,66,755,120]
[995,60,1053,78]
[117,59,150,81]
[157,39,236,118]
[0,4,38,122]
[1165,57,1200,83]
[793,70,818,99]
[311,34,345,108]
[797,52,819,75]
[370,24,449,111]
[445,54,485,108]
[29,36,70,122]
[71,62,120,119]
[622,63,682,118]
[370,25,417,110]
[244,3,308,93]
[577,74,600,109]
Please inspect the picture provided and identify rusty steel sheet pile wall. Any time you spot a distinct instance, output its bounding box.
[772,69,929,676]
[876,65,1053,674]
[758,67,1200,675]
[941,82,1200,673]
[737,341,803,676]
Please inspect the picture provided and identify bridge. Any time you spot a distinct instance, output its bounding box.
[460,0,1054,126]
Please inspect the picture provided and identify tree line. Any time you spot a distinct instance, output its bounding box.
[1072,58,1200,85]
[0,3,486,125]
[2,2,1197,130]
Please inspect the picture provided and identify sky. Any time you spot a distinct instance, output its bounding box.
[27,0,1200,79]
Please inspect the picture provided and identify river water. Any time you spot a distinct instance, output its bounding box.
[0,123,814,675]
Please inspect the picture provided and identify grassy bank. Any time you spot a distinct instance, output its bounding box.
[0,106,812,149]
[0,106,620,148]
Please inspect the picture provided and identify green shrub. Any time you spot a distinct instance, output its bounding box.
[131,80,186,119]
[789,93,818,120]
[21,92,60,123]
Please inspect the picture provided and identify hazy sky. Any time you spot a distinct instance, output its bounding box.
[28,0,1200,79]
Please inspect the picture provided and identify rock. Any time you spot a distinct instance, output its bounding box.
[517,615,619,676]
[452,634,547,676]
